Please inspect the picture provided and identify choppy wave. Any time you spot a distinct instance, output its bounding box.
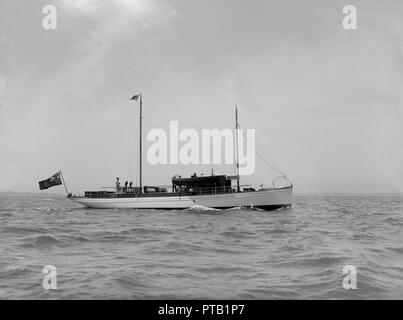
[0,193,402,299]
[21,235,65,249]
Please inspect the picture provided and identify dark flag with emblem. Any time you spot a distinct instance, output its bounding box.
[130,94,139,101]
[39,172,62,190]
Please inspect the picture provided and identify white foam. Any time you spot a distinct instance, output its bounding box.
[186,204,221,211]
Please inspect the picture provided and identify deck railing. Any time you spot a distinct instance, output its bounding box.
[83,183,293,198]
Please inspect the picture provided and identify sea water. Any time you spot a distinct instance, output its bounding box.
[0,193,402,299]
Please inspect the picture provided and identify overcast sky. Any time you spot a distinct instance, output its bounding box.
[0,0,402,194]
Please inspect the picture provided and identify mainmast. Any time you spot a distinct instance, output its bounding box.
[139,93,143,191]
[130,92,143,192]
[235,104,240,192]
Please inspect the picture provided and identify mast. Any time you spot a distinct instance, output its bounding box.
[59,170,69,196]
[139,93,143,191]
[235,104,240,192]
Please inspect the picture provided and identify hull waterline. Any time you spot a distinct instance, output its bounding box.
[69,187,292,210]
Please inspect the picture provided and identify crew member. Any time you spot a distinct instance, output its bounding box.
[124,181,128,193]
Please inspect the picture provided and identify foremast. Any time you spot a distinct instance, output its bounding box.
[235,104,240,192]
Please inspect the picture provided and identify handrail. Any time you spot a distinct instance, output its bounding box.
[83,182,292,198]
[272,175,293,188]
[85,182,292,197]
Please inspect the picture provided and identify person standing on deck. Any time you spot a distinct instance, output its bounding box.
[124,181,128,193]
[116,177,120,192]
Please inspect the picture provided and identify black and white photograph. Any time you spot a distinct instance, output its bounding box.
[0,0,402,306]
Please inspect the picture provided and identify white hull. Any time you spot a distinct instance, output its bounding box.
[70,187,292,210]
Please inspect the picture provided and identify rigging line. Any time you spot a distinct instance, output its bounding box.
[236,110,280,158]
[238,119,270,150]
[134,116,161,185]
[126,104,138,186]
[127,107,135,183]
[238,124,286,176]
[144,116,235,134]
[238,120,284,173]
[142,116,161,130]
[245,134,285,176]
[252,134,283,171]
